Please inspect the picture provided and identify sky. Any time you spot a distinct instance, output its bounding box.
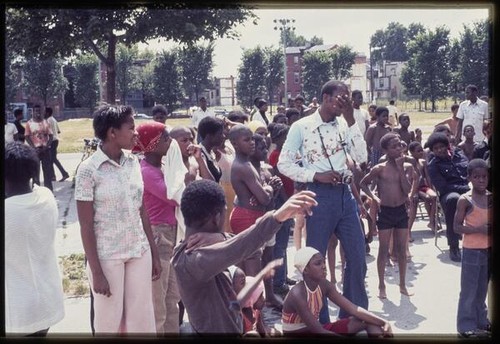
[139,5,491,78]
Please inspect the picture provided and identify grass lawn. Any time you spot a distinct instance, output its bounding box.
[57,111,452,153]
[58,117,192,153]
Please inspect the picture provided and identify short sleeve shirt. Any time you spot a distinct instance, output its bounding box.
[352,108,369,136]
[456,99,489,142]
[75,147,149,260]
[46,116,60,141]
[25,119,53,147]
[4,123,18,143]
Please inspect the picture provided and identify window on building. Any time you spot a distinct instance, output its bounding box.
[294,72,299,84]
[379,78,384,88]
[391,68,396,76]
[294,56,299,65]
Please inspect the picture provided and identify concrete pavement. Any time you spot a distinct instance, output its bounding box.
[46,152,489,338]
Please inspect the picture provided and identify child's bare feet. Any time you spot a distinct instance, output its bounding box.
[400,286,414,296]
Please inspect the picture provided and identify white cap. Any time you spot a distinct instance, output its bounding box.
[294,247,320,274]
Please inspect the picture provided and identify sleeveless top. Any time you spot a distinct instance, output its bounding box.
[463,193,490,249]
[282,282,323,332]
[200,145,222,183]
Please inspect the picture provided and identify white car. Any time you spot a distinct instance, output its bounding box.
[134,113,152,119]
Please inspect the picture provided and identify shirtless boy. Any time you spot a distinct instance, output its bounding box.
[436,104,459,138]
[229,125,282,276]
[360,133,417,299]
[393,113,416,145]
[364,106,392,168]
[457,125,476,161]
[249,133,284,309]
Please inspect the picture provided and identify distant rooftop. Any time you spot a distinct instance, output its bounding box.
[285,46,306,54]
[306,44,337,52]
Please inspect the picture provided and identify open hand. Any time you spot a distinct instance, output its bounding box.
[262,258,283,280]
[273,190,317,223]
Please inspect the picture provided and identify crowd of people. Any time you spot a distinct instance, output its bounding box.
[4,81,491,338]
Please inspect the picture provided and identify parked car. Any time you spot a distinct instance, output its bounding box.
[214,109,228,117]
[134,113,153,119]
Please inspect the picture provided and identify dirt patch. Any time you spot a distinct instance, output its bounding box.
[59,253,90,297]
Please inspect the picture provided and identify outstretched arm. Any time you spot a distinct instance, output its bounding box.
[236,259,283,306]
[181,191,317,282]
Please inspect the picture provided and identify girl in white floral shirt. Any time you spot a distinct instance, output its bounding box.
[75,105,161,334]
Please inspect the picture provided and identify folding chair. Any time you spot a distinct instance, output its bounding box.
[434,190,445,248]
[416,199,429,220]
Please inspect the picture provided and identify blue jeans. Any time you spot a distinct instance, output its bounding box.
[440,192,463,248]
[457,248,490,333]
[273,194,293,288]
[306,182,368,322]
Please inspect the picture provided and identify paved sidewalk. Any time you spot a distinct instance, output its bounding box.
[47,153,491,338]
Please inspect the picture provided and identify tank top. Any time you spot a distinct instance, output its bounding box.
[282,282,323,331]
[463,193,491,249]
[200,145,222,183]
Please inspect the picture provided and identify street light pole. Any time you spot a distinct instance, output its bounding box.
[274,18,295,106]
[370,42,374,103]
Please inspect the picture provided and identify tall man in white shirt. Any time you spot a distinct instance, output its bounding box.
[351,90,370,137]
[45,107,70,182]
[386,100,398,128]
[191,97,215,129]
[278,80,368,323]
[456,84,489,144]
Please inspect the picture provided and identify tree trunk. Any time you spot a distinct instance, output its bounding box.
[105,35,117,105]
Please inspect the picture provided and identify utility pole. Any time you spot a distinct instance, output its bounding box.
[370,42,374,103]
[274,18,295,106]
[230,75,235,106]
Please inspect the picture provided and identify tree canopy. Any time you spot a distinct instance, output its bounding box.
[6,6,256,104]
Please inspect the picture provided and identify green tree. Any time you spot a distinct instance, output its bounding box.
[277,27,323,47]
[401,27,451,112]
[448,38,462,103]
[301,51,331,101]
[74,54,99,110]
[263,46,283,114]
[330,45,356,80]
[21,57,68,107]
[137,49,156,108]
[370,22,426,67]
[116,44,140,104]
[153,50,183,113]
[178,42,214,103]
[459,19,490,96]
[309,36,324,47]
[236,47,267,108]
[5,51,22,104]
[6,6,255,104]
[384,22,409,61]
